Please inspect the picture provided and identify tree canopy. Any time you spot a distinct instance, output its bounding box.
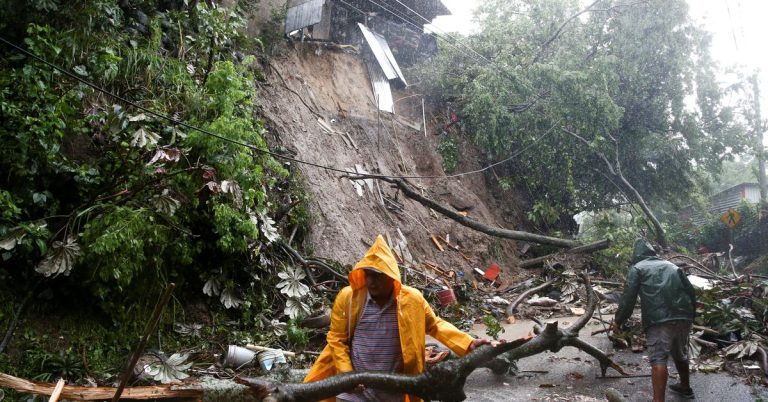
[418,0,746,219]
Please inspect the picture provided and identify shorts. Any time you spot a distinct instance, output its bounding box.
[646,320,692,365]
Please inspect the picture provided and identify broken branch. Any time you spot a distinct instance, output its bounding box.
[519,239,611,268]
[240,273,626,401]
[506,279,555,316]
[371,176,580,248]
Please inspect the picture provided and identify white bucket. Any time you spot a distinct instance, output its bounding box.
[222,345,256,369]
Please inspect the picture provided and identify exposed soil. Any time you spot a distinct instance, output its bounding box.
[256,42,522,277]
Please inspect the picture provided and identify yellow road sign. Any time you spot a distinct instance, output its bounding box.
[721,208,741,228]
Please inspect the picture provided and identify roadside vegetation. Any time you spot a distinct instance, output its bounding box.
[0,0,323,389]
[1,0,767,396]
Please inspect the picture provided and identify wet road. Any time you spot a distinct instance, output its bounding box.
[456,317,768,401]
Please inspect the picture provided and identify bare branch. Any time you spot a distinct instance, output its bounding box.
[241,272,626,401]
[367,176,580,248]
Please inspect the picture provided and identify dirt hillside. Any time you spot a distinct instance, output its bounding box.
[256,43,524,279]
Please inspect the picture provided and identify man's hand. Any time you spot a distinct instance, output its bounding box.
[467,338,504,353]
[610,320,621,334]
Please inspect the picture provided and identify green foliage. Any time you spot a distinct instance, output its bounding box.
[80,206,179,289]
[0,0,309,384]
[578,208,646,277]
[436,133,459,173]
[416,0,746,220]
[212,203,258,253]
[698,283,762,336]
[286,319,310,348]
[482,314,504,340]
[693,201,761,254]
[526,200,560,227]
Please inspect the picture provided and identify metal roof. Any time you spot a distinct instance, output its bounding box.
[358,23,407,86]
[366,62,394,113]
[338,0,451,25]
[285,0,326,34]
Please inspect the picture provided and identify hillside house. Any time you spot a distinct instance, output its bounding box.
[680,182,761,226]
[282,0,451,111]
[709,182,761,215]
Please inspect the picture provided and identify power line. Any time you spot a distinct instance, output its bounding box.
[361,0,535,92]
[356,0,492,68]
[0,36,552,181]
[390,0,493,65]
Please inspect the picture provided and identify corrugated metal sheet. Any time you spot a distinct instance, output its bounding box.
[285,0,325,34]
[374,31,407,86]
[358,23,407,86]
[709,183,760,214]
[366,62,394,113]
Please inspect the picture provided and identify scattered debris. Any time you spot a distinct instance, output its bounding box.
[527,296,558,307]
[484,263,501,281]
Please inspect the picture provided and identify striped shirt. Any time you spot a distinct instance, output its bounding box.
[337,293,404,402]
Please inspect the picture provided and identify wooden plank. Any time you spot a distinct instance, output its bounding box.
[48,378,65,402]
[0,373,202,401]
[430,234,444,251]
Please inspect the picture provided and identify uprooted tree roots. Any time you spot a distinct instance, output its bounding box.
[237,273,627,402]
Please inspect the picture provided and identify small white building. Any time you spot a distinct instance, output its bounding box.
[709,182,761,215]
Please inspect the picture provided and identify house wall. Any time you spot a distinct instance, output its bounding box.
[709,183,760,214]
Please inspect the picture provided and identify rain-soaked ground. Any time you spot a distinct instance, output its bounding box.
[431,316,768,402]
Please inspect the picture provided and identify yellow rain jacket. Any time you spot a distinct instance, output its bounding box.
[303,235,474,402]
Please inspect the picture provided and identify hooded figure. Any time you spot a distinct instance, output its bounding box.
[615,239,696,329]
[304,235,483,402]
[613,239,697,402]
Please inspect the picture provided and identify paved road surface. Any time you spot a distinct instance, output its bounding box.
[456,317,767,401]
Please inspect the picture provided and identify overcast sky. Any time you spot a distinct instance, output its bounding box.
[428,0,768,116]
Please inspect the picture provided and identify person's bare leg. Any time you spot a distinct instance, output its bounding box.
[651,364,668,402]
[673,359,690,388]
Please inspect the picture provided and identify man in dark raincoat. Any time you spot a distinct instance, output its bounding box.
[613,239,697,401]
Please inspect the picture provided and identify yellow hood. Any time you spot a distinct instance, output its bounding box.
[349,235,401,295]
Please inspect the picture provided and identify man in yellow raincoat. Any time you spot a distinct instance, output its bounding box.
[304,235,491,402]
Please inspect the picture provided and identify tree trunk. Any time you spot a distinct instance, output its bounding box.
[520,239,611,268]
[562,128,668,248]
[372,177,581,248]
[750,74,768,215]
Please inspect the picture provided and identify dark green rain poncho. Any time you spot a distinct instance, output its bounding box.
[614,239,696,329]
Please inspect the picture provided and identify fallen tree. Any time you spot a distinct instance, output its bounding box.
[361,176,581,248]
[237,273,627,402]
[0,373,203,401]
[519,239,611,268]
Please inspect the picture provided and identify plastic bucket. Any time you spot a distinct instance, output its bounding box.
[436,288,457,306]
[222,345,256,369]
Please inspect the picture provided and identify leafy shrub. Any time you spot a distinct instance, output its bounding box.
[577,209,646,277]
[437,133,459,173]
[0,0,310,382]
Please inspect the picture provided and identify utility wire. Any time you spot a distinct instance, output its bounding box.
[390,0,493,64]
[358,0,492,68]
[0,36,553,180]
[362,0,535,92]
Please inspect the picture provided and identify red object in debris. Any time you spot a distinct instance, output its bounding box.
[484,264,501,281]
[436,288,457,306]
